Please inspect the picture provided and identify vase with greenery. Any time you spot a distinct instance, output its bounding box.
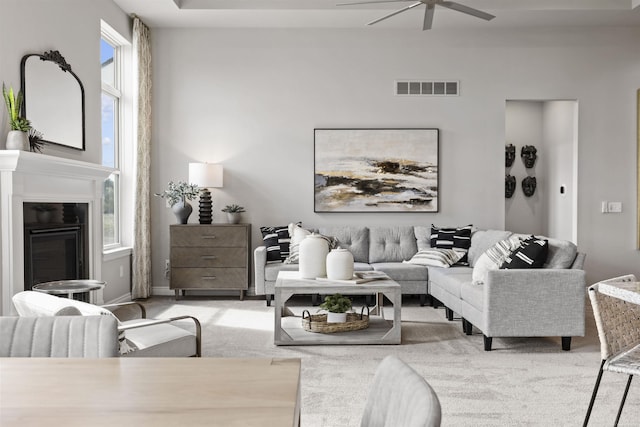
[319,293,352,323]
[221,204,245,224]
[155,181,200,224]
[2,83,30,150]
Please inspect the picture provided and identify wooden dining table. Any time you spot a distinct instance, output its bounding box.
[0,357,301,427]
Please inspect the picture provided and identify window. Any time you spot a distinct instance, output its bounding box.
[101,22,131,252]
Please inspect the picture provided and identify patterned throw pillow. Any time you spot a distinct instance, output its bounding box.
[403,248,463,268]
[260,224,296,263]
[501,235,549,269]
[472,235,522,284]
[430,224,473,265]
[284,223,311,264]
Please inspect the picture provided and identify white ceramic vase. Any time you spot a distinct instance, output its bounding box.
[299,233,329,279]
[326,312,347,323]
[326,248,354,280]
[6,130,29,151]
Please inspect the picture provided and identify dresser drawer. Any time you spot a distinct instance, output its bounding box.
[170,225,248,247]
[171,247,246,268]
[170,268,247,290]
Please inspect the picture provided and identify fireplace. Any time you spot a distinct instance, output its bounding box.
[23,202,89,289]
[0,151,113,315]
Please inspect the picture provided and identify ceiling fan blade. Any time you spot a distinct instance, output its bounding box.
[439,1,495,21]
[368,1,423,26]
[422,3,434,30]
[336,0,414,6]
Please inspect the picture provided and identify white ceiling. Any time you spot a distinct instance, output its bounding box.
[113,0,640,29]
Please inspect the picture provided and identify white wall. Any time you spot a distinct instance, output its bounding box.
[1,0,132,302]
[151,27,640,292]
[543,101,577,242]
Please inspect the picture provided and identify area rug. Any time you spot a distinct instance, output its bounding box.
[142,296,639,426]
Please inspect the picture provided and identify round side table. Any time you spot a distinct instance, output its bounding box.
[32,280,106,303]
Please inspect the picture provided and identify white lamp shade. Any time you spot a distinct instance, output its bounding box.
[189,163,223,188]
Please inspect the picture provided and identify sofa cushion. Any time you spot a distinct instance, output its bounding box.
[319,226,369,263]
[428,267,473,299]
[265,262,301,282]
[501,236,549,269]
[413,226,432,251]
[430,224,472,265]
[369,226,418,263]
[371,262,429,282]
[467,229,513,267]
[260,225,294,263]
[404,248,463,268]
[472,235,522,284]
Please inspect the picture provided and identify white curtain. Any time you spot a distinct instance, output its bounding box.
[132,16,152,299]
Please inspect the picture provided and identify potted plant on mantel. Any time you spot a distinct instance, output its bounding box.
[319,293,353,323]
[221,204,245,224]
[155,181,200,224]
[2,83,30,151]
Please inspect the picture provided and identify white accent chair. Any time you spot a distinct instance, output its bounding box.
[12,291,201,357]
[0,315,119,357]
[583,274,640,426]
[361,355,441,427]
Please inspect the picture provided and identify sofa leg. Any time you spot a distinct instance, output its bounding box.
[445,307,454,321]
[266,295,273,307]
[462,318,473,335]
[432,298,441,309]
[419,294,426,307]
[561,336,572,351]
[483,335,493,351]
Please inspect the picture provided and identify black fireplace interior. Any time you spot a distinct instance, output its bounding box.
[23,203,89,290]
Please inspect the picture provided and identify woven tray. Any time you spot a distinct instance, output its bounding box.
[302,306,369,334]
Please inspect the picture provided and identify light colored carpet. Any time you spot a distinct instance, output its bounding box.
[143,296,639,426]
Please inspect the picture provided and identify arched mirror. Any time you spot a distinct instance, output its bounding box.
[20,50,85,151]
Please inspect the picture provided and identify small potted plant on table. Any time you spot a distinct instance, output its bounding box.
[319,293,352,323]
[221,204,245,224]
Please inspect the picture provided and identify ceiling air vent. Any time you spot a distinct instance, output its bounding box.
[395,80,459,96]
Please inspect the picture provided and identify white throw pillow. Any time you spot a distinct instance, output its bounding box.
[403,248,463,268]
[471,236,521,284]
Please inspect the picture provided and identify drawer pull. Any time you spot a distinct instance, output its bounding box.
[201,256,217,260]
[202,235,217,239]
[202,276,217,280]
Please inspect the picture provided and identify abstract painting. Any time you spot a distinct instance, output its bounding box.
[314,128,439,212]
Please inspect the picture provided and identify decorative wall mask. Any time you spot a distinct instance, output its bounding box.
[505,175,516,198]
[505,144,516,168]
[522,176,537,197]
[521,145,537,168]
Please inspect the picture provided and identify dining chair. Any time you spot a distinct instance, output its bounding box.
[12,291,202,357]
[361,355,441,427]
[0,315,119,357]
[583,274,640,426]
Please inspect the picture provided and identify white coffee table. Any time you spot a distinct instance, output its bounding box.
[274,271,401,345]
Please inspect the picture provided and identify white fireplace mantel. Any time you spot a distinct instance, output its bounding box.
[0,150,114,315]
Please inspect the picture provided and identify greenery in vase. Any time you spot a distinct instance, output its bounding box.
[221,204,245,213]
[2,83,30,131]
[154,181,200,207]
[319,294,352,313]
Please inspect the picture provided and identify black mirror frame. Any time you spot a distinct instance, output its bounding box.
[20,50,86,151]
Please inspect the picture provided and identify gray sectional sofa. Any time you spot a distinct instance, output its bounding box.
[254,225,586,351]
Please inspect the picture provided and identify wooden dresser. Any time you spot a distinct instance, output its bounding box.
[170,224,251,299]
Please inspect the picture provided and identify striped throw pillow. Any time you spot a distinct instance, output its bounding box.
[404,248,463,268]
[430,224,473,265]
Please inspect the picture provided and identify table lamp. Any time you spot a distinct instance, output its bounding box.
[188,163,223,224]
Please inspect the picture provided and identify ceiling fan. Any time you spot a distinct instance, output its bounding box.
[336,0,496,31]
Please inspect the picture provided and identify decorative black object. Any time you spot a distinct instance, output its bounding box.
[198,189,213,224]
[521,145,537,168]
[505,175,516,198]
[522,176,537,197]
[505,144,516,168]
[20,50,86,150]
